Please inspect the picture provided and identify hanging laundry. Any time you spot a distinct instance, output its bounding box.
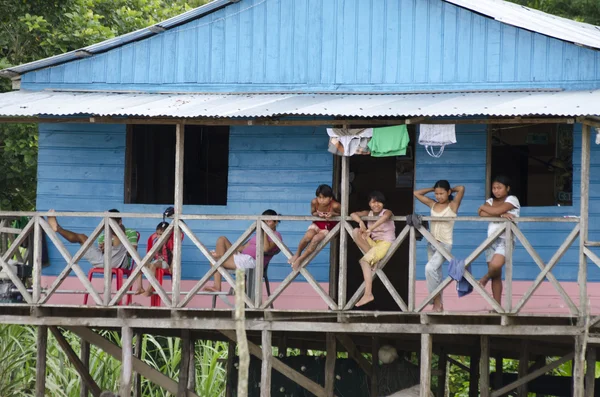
[418,124,457,158]
[367,125,410,157]
[327,128,373,156]
[448,258,473,298]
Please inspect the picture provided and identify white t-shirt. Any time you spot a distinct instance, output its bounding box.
[486,195,520,239]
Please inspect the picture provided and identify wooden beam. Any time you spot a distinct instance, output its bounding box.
[517,340,529,397]
[221,330,326,397]
[261,330,272,397]
[325,333,336,397]
[178,330,191,397]
[171,123,184,307]
[480,337,490,397]
[103,218,112,306]
[408,227,417,311]
[490,352,574,397]
[448,357,470,373]
[580,123,591,318]
[338,156,349,309]
[120,326,134,397]
[504,224,513,313]
[80,339,90,397]
[36,326,48,397]
[574,335,586,397]
[420,334,432,397]
[50,327,102,397]
[336,334,372,379]
[32,217,43,303]
[585,347,596,397]
[65,327,201,397]
[255,220,264,308]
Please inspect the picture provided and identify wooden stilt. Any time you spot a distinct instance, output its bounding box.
[338,155,349,309]
[436,350,447,397]
[325,333,336,397]
[579,123,591,318]
[574,335,586,397]
[517,341,529,397]
[420,334,432,397]
[261,330,272,397]
[469,354,480,397]
[188,338,196,393]
[225,342,236,397]
[36,326,48,397]
[171,122,185,307]
[479,337,490,397]
[371,337,380,397]
[80,339,90,397]
[178,330,191,397]
[120,326,133,397]
[493,355,503,391]
[133,332,143,397]
[585,347,596,397]
[277,335,288,358]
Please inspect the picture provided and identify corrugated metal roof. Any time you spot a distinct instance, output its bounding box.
[446,0,600,49]
[2,0,600,79]
[0,89,598,118]
[0,0,234,78]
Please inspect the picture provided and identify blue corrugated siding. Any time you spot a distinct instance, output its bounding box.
[37,123,333,283]
[415,123,600,282]
[22,0,600,92]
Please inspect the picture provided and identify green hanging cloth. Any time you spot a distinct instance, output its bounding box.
[368,125,410,157]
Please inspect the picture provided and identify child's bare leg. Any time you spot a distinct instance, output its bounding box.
[355,259,375,307]
[142,262,159,297]
[47,210,88,244]
[352,228,372,253]
[134,273,145,294]
[292,231,326,271]
[491,276,503,305]
[204,258,237,292]
[479,255,504,289]
[432,296,443,312]
[289,229,317,265]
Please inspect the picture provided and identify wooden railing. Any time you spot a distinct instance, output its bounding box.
[0,211,586,315]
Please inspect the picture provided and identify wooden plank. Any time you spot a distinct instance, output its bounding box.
[32,217,43,303]
[80,339,90,397]
[338,156,349,309]
[371,337,380,397]
[179,330,191,397]
[491,352,574,397]
[580,123,591,318]
[504,223,513,313]
[586,347,596,397]
[344,225,410,310]
[408,227,417,311]
[336,334,372,379]
[255,220,264,308]
[420,334,432,397]
[325,333,336,397]
[480,336,490,397]
[103,218,112,306]
[222,330,326,397]
[180,223,256,308]
[36,326,48,397]
[225,342,236,397]
[120,326,133,397]
[448,357,470,373]
[261,330,272,397]
[513,224,580,314]
[517,340,529,396]
[50,327,102,397]
[66,326,200,397]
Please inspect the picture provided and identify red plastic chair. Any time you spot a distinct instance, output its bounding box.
[151,268,172,307]
[83,231,140,306]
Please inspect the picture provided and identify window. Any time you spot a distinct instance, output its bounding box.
[125,125,229,205]
[488,123,573,207]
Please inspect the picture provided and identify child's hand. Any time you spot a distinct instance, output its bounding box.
[500,213,515,220]
[359,222,367,232]
[317,211,328,218]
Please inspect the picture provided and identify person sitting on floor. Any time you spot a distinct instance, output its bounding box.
[203,209,282,292]
[47,209,137,270]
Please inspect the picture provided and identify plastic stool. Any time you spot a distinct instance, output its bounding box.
[83,267,133,305]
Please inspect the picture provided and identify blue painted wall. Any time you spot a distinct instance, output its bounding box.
[22,0,600,92]
[37,123,333,282]
[414,124,600,282]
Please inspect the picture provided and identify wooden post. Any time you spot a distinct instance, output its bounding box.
[261,330,272,397]
[517,341,529,397]
[179,330,191,397]
[371,337,380,397]
[32,216,42,303]
[133,332,143,397]
[235,269,249,397]
[188,338,196,393]
[325,333,336,397]
[80,340,90,397]
[469,354,480,397]
[338,156,349,309]
[574,335,586,397]
[103,216,112,306]
[225,342,236,397]
[579,123,591,318]
[330,156,341,301]
[494,355,503,391]
[408,226,417,311]
[504,224,513,313]
[436,350,447,397]
[36,326,48,397]
[480,336,490,397]
[585,347,596,397]
[420,334,432,397]
[255,219,264,307]
[171,123,185,307]
[120,326,133,397]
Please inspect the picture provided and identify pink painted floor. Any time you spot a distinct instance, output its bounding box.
[39,276,600,315]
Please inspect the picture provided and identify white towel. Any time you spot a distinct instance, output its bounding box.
[418,124,457,158]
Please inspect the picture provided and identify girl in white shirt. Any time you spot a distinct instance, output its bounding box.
[478,175,520,305]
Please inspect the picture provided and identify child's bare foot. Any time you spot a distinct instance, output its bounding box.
[432,304,444,313]
[355,294,374,307]
[142,288,154,297]
[47,209,59,232]
[134,288,145,295]
[203,285,221,292]
[288,254,299,266]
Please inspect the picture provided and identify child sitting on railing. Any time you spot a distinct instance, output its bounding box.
[350,191,395,307]
[203,209,282,293]
[478,175,520,305]
[414,181,465,312]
